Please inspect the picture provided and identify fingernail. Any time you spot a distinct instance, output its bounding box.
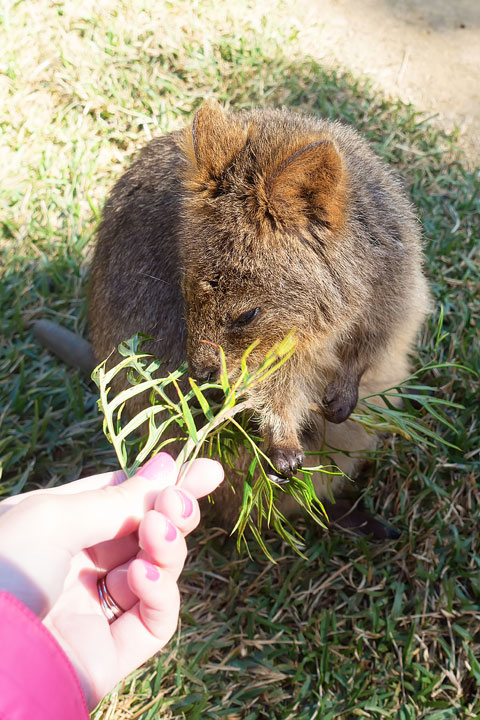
[112,470,127,485]
[141,559,160,581]
[139,452,176,482]
[165,518,177,542]
[175,489,194,518]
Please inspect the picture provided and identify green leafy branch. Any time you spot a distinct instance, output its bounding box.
[350,308,470,450]
[92,333,333,559]
[92,313,466,558]
[350,361,464,450]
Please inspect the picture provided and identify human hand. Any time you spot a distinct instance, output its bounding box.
[0,453,223,709]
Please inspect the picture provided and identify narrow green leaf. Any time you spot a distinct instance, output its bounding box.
[170,375,198,444]
[189,378,215,421]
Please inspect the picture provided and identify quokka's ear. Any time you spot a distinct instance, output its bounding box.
[183,100,248,179]
[266,140,345,230]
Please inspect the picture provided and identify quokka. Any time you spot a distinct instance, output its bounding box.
[89,102,430,529]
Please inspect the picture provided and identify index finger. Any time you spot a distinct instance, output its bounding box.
[177,458,224,498]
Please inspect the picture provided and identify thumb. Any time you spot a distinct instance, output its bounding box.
[1,453,179,558]
[45,453,179,553]
[16,454,224,554]
[0,454,176,617]
[48,454,224,553]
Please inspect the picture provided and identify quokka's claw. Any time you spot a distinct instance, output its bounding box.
[267,446,304,479]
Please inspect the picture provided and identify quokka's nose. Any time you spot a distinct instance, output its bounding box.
[190,365,219,383]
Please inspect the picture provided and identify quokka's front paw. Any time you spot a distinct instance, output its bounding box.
[323,378,359,424]
[267,445,304,480]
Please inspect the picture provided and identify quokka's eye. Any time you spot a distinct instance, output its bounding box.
[232,307,260,327]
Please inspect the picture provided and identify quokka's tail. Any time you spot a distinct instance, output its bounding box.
[33,319,96,375]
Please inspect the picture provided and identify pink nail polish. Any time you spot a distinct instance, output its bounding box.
[142,559,160,581]
[165,518,177,542]
[112,470,127,485]
[139,452,175,481]
[176,489,194,518]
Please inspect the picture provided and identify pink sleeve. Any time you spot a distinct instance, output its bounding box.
[0,591,89,720]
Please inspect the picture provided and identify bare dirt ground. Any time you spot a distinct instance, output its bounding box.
[297,0,480,166]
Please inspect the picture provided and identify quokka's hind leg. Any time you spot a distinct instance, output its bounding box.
[320,499,400,539]
[277,337,418,538]
[311,305,430,539]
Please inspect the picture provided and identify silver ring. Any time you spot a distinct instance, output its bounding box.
[97,575,123,624]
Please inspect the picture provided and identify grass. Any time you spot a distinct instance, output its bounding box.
[1,0,479,717]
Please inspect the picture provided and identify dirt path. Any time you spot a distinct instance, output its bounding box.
[297,0,480,165]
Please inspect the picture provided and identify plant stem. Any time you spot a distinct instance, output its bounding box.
[176,399,252,482]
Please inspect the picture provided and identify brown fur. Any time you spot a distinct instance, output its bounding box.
[89,102,430,525]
